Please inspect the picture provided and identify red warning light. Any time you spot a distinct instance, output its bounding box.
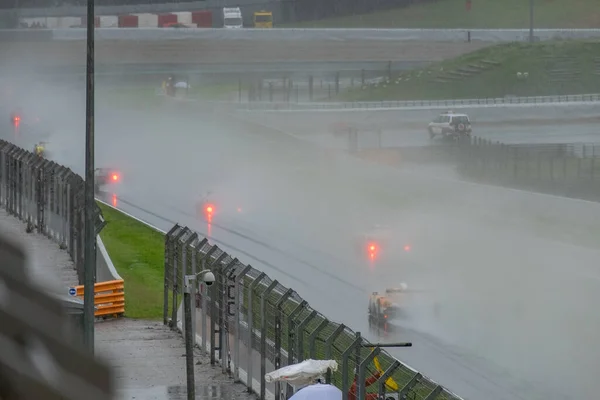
[367,242,379,260]
[205,204,214,214]
[111,173,119,182]
[404,244,411,252]
[12,115,20,126]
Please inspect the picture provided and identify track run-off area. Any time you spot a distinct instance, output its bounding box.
[3,30,600,400]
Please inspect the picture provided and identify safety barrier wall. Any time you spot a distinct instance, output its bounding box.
[74,279,125,318]
[453,137,600,202]
[0,140,106,285]
[164,224,464,400]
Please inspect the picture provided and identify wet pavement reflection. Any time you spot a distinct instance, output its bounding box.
[118,384,256,399]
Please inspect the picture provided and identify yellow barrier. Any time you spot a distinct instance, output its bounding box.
[75,279,125,319]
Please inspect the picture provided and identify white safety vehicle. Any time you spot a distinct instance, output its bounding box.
[427,111,472,139]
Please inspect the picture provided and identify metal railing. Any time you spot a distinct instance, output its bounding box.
[237,93,600,111]
[0,140,105,284]
[164,224,463,400]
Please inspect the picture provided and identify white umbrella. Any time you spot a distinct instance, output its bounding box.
[265,359,338,386]
[289,383,342,400]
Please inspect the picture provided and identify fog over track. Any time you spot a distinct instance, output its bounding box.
[3,54,599,399]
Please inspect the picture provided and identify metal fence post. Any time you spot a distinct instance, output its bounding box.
[200,258,207,353]
[398,372,422,398]
[163,224,181,325]
[285,300,307,398]
[247,272,266,392]
[324,324,345,384]
[180,232,198,336]
[274,289,293,400]
[377,360,401,399]
[308,318,329,358]
[209,252,228,365]
[357,347,380,400]
[169,227,188,328]
[199,244,218,353]
[233,264,251,381]
[221,258,238,374]
[341,333,362,398]
[260,280,279,400]
[190,238,207,350]
[296,310,317,362]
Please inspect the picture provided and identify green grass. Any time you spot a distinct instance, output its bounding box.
[285,0,600,28]
[339,41,600,101]
[97,202,165,319]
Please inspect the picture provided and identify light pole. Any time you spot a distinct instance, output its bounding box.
[183,270,216,400]
[83,0,96,354]
[529,0,534,43]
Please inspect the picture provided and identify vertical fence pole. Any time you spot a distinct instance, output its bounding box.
[200,258,208,353]
[296,310,317,362]
[209,252,227,365]
[357,347,380,400]
[324,324,345,384]
[341,333,362,398]
[221,258,238,374]
[163,225,179,325]
[274,289,293,400]
[180,233,198,337]
[247,272,266,392]
[260,280,279,400]
[377,360,401,399]
[285,300,307,398]
[170,228,188,327]
[183,275,195,400]
[308,319,329,359]
[233,264,251,381]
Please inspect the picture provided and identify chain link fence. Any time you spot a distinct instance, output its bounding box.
[164,224,463,400]
[454,137,600,201]
[0,140,105,284]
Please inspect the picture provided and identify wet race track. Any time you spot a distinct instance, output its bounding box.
[3,74,600,399]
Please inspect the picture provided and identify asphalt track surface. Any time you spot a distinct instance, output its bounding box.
[7,90,598,400]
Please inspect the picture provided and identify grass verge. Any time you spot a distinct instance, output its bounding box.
[339,41,600,101]
[97,202,164,319]
[285,0,600,29]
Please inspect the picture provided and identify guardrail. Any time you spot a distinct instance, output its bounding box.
[73,279,125,319]
[164,224,464,400]
[0,139,106,284]
[236,93,600,112]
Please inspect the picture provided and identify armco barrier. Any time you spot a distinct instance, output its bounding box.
[164,224,464,400]
[74,279,125,318]
[236,93,600,112]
